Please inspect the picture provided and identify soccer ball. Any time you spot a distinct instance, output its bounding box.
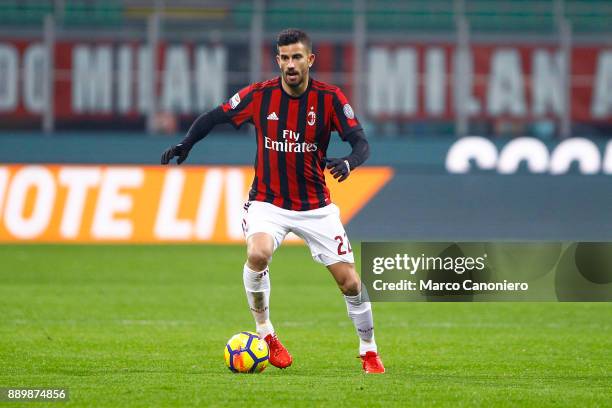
[224,331,269,373]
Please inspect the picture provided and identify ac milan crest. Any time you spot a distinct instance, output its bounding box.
[307,108,316,126]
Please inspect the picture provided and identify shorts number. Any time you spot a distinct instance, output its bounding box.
[334,234,352,256]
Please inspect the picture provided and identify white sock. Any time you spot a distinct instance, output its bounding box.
[243,263,274,338]
[344,292,377,355]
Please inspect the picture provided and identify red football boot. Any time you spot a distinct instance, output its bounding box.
[264,334,293,368]
[361,351,385,374]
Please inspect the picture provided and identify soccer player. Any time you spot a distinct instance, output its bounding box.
[161,29,384,374]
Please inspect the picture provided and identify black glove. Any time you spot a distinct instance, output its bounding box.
[161,143,191,165]
[325,157,351,182]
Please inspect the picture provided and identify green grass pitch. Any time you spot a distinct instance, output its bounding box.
[0,244,610,407]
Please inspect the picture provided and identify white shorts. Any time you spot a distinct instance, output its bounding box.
[242,201,355,266]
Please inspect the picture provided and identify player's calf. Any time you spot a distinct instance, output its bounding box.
[338,274,360,296]
[243,263,274,339]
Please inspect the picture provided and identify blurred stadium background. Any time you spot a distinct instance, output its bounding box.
[1,0,612,242]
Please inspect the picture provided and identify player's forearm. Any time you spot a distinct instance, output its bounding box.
[180,106,228,148]
[344,129,370,170]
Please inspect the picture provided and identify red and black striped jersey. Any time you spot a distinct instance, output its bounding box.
[220,77,362,211]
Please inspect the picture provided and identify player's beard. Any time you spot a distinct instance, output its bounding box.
[284,69,303,88]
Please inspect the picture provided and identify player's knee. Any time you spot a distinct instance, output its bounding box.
[340,275,361,296]
[247,248,272,271]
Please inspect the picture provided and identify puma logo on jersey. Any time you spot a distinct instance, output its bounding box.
[267,112,279,120]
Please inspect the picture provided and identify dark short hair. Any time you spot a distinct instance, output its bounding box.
[276,28,312,53]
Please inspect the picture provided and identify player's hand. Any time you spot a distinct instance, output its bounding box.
[161,143,190,165]
[325,157,351,182]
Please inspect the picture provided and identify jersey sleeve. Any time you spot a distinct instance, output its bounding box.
[220,85,255,129]
[331,88,363,140]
